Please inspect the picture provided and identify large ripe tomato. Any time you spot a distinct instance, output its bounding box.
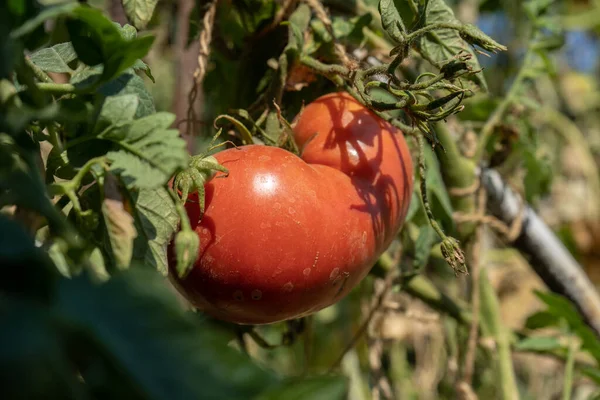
[168,92,413,324]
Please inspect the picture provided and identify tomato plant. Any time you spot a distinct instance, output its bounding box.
[5,0,600,398]
[169,92,413,324]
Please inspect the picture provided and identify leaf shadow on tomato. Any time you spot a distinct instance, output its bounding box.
[315,95,413,253]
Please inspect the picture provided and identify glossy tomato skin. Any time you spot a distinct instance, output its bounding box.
[169,92,413,324]
[294,92,414,254]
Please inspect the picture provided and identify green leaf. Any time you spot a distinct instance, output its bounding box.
[415,0,488,91]
[286,3,311,51]
[524,0,555,19]
[57,268,279,399]
[129,187,179,274]
[132,59,155,82]
[405,186,421,223]
[525,311,560,330]
[111,22,136,40]
[257,376,348,400]
[69,64,104,87]
[29,42,76,73]
[65,13,109,67]
[97,94,139,129]
[521,146,552,204]
[99,72,156,118]
[379,0,406,43]
[4,101,88,133]
[311,14,372,51]
[533,291,582,326]
[458,24,507,53]
[458,94,500,121]
[66,7,155,82]
[122,0,158,30]
[514,336,562,352]
[88,247,110,282]
[332,14,373,40]
[413,224,436,269]
[10,2,78,38]
[533,291,600,364]
[424,144,454,232]
[102,196,138,270]
[0,134,77,246]
[48,241,72,277]
[580,366,600,386]
[102,112,188,189]
[0,300,81,399]
[0,214,56,301]
[105,32,155,83]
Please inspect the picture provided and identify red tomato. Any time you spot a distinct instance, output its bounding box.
[168,92,413,324]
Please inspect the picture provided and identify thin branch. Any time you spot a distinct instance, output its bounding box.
[461,187,485,386]
[562,337,577,400]
[479,267,520,400]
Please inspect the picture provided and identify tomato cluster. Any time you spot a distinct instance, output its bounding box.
[169,92,414,324]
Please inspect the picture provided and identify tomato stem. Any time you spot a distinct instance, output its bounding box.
[416,134,467,274]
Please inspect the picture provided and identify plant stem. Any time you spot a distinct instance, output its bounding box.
[299,55,348,86]
[417,134,448,241]
[36,82,78,94]
[168,188,193,231]
[479,267,519,400]
[69,157,108,190]
[474,45,534,162]
[562,337,577,400]
[405,22,464,42]
[25,57,53,83]
[47,124,63,153]
[462,188,485,385]
[48,157,107,217]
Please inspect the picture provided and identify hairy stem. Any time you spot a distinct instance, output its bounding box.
[26,57,53,83]
[417,134,448,241]
[36,82,77,94]
[299,55,348,85]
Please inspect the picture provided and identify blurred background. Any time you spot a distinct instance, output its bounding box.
[129,0,600,398]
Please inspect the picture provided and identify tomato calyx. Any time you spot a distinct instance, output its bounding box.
[173,154,229,223]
